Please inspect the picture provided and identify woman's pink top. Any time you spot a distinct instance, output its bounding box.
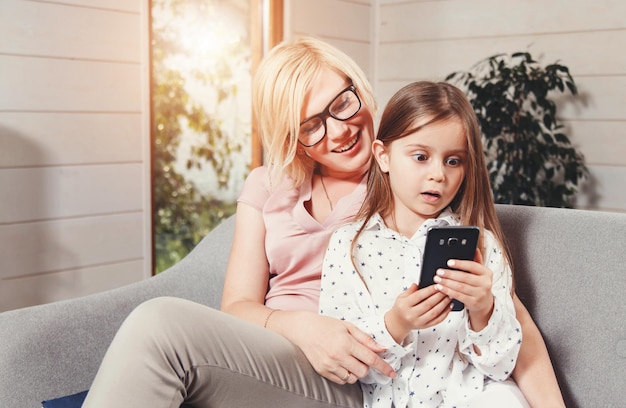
[237,166,367,313]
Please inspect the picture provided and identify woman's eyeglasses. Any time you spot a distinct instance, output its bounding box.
[298,84,361,147]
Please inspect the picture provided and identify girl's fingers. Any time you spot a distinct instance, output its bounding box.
[408,283,437,300]
[446,259,482,276]
[410,290,452,328]
[434,269,478,291]
[437,261,492,288]
[424,296,453,324]
[435,281,470,303]
[434,269,493,313]
[414,295,453,328]
[434,270,481,299]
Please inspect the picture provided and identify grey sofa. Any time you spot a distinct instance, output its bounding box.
[1,205,625,408]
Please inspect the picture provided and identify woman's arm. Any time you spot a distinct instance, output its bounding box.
[220,202,395,384]
[513,294,565,408]
[221,202,272,322]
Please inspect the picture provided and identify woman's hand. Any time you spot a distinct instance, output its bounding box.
[384,284,452,343]
[433,249,494,331]
[276,311,397,385]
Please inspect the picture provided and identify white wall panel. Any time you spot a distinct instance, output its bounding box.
[0,213,144,280]
[556,77,626,121]
[287,0,374,77]
[0,164,143,223]
[380,0,626,42]
[378,30,626,81]
[566,121,626,166]
[0,0,140,61]
[0,260,144,312]
[0,112,142,167]
[290,0,370,41]
[325,38,372,81]
[0,55,141,112]
[577,165,626,212]
[34,0,140,13]
[375,79,412,111]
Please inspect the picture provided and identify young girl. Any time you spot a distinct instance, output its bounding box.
[319,81,528,407]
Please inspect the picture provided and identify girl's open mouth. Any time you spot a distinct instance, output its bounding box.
[421,191,441,202]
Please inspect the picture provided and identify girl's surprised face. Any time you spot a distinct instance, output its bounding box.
[374,117,467,227]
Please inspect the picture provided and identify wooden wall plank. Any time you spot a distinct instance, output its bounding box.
[378,30,626,81]
[566,121,626,166]
[34,0,141,14]
[556,77,626,121]
[287,0,374,88]
[290,0,371,42]
[0,163,143,223]
[577,165,626,212]
[0,55,141,112]
[324,38,372,81]
[0,112,142,167]
[0,0,140,61]
[375,79,411,112]
[0,259,144,312]
[380,0,626,42]
[0,213,144,279]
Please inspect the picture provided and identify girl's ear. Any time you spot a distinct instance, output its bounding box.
[372,140,390,173]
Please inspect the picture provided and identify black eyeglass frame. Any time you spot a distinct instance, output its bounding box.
[297,84,362,147]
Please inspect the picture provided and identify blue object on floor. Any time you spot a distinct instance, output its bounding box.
[41,390,88,407]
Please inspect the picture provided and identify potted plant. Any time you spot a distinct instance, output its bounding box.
[445,52,588,208]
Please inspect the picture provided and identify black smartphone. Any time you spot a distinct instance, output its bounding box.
[419,226,480,311]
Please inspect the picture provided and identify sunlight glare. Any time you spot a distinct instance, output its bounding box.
[166,3,243,74]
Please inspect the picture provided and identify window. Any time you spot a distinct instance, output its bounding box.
[151,0,282,273]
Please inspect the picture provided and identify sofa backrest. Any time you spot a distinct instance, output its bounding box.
[495,204,626,408]
[1,206,623,408]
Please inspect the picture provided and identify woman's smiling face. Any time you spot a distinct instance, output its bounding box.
[299,68,374,178]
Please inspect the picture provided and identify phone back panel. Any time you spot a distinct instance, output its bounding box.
[420,226,480,311]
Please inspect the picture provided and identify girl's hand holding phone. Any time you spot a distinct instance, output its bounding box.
[384,284,452,344]
[433,249,494,331]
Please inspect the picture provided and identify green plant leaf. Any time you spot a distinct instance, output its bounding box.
[445,51,588,208]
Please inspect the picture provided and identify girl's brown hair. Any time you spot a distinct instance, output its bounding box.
[352,81,512,274]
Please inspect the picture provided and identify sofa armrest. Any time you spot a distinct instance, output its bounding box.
[0,216,234,408]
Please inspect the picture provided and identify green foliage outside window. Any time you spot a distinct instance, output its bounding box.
[152,0,250,273]
[446,52,588,208]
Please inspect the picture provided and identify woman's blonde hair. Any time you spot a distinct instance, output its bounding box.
[252,36,377,187]
[353,81,512,273]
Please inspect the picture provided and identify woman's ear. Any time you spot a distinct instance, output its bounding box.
[372,140,390,173]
